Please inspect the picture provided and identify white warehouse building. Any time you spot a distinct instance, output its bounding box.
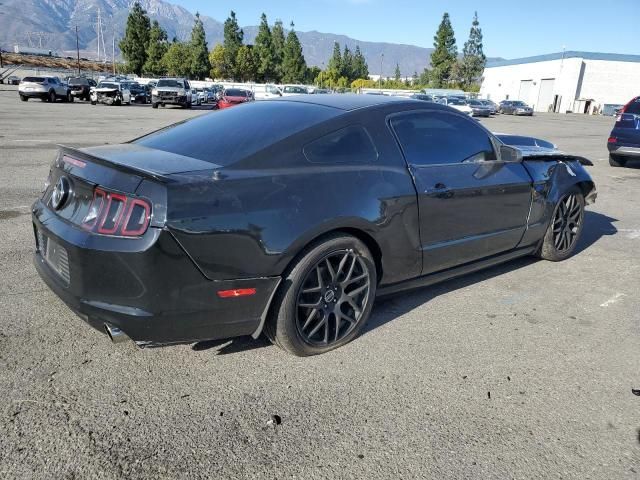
[480,51,640,114]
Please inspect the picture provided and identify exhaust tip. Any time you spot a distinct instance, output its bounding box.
[104,324,130,344]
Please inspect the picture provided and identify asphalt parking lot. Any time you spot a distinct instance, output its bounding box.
[1,86,639,479]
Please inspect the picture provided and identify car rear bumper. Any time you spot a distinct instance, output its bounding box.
[19,91,47,98]
[32,200,280,346]
[608,145,640,157]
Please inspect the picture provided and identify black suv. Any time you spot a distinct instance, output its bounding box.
[608,96,640,167]
[67,77,96,101]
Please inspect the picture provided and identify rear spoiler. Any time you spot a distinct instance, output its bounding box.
[521,152,594,166]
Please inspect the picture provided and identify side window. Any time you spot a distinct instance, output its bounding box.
[304,126,378,164]
[390,111,496,166]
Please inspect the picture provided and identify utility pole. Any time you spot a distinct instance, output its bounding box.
[379,53,384,89]
[112,29,115,75]
[97,8,102,62]
[76,25,81,76]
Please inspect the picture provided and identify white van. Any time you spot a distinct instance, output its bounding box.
[253,84,283,100]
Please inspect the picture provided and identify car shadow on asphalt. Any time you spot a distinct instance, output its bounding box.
[190,211,618,355]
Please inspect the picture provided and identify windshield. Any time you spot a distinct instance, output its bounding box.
[98,82,119,89]
[225,89,248,97]
[157,79,184,88]
[448,98,466,105]
[513,101,527,107]
[467,100,482,105]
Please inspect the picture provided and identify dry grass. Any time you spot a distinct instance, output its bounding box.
[2,53,118,73]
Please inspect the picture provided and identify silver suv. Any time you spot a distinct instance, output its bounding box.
[18,76,71,103]
[151,78,193,109]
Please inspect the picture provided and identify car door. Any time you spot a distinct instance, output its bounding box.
[389,109,532,275]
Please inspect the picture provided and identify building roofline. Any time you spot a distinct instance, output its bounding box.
[486,51,640,68]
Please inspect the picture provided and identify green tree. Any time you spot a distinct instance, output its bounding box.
[419,68,430,86]
[235,45,258,82]
[119,2,151,76]
[223,10,244,80]
[327,42,342,75]
[271,20,286,82]
[459,11,486,88]
[306,66,322,85]
[190,13,210,79]
[352,46,369,80]
[341,45,354,80]
[430,12,458,87]
[412,71,419,85]
[254,13,276,82]
[281,22,307,83]
[208,44,227,79]
[144,20,168,75]
[162,42,191,77]
[394,63,401,81]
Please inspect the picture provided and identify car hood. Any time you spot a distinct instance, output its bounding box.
[94,87,119,93]
[156,87,185,92]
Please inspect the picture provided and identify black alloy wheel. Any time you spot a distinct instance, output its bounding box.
[296,250,371,346]
[538,188,585,261]
[265,234,377,356]
[552,193,582,252]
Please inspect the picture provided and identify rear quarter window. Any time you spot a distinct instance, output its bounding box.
[304,126,378,164]
[625,98,640,115]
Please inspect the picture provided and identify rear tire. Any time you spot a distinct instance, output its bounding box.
[537,187,585,262]
[91,100,97,105]
[264,234,377,356]
[67,92,74,102]
[19,95,27,102]
[609,154,627,167]
[152,102,159,109]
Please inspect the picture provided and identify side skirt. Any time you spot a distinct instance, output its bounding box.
[377,246,536,297]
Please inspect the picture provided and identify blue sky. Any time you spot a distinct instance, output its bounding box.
[176,0,638,59]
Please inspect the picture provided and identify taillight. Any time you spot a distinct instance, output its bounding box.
[82,187,151,237]
[608,136,617,144]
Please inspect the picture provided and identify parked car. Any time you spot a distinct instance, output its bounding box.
[313,89,330,94]
[67,77,95,101]
[90,81,131,106]
[32,95,596,355]
[151,78,192,109]
[466,99,492,117]
[218,88,253,109]
[500,100,534,116]
[191,88,202,106]
[7,75,21,85]
[124,82,149,104]
[478,99,499,115]
[438,97,473,115]
[608,96,640,167]
[282,85,309,96]
[195,88,208,104]
[19,76,71,102]
[253,84,282,100]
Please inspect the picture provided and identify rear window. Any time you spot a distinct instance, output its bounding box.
[68,78,88,85]
[23,77,45,83]
[135,101,339,166]
[304,126,378,164]
[625,98,640,115]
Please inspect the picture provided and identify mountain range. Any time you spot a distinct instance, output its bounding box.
[0,0,498,76]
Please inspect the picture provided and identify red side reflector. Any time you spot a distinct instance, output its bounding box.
[63,155,86,168]
[217,288,257,298]
[608,136,617,144]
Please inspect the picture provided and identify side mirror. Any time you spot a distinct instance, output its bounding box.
[499,145,523,163]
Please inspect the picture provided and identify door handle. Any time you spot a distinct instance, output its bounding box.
[426,183,453,197]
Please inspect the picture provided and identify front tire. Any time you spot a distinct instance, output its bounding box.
[265,234,377,356]
[609,154,627,167]
[538,188,585,261]
[152,102,159,109]
[48,90,56,103]
[20,95,28,102]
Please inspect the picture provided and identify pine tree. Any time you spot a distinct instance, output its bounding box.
[341,45,353,81]
[144,20,168,75]
[162,42,191,77]
[190,13,210,80]
[271,20,286,82]
[394,63,401,82]
[327,42,342,75]
[281,22,307,83]
[223,11,244,80]
[254,13,276,82]
[208,44,227,79]
[430,12,458,87]
[352,46,369,79]
[119,2,151,76]
[459,12,486,88]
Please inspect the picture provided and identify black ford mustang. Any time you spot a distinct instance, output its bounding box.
[33,95,596,356]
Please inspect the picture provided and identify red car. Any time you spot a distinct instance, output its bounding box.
[218,88,254,109]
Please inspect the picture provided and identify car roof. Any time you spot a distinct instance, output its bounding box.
[270,93,441,111]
